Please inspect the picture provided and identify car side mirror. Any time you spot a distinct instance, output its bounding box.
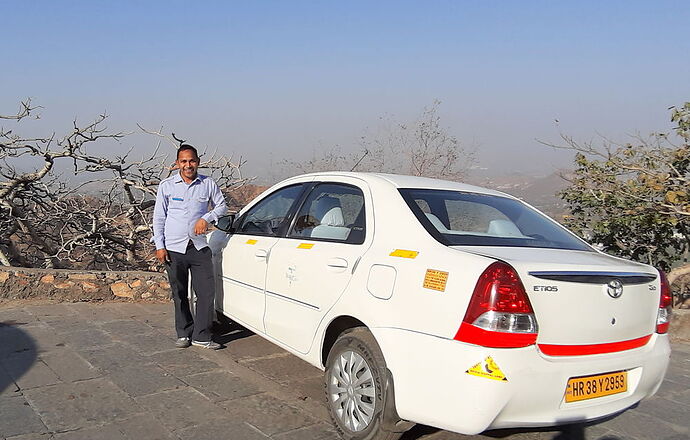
[216,214,236,233]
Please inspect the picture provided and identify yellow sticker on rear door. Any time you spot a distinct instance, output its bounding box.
[423,269,448,292]
[389,249,419,259]
[297,243,314,249]
[466,356,508,381]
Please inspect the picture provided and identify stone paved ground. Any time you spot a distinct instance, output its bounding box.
[0,301,688,440]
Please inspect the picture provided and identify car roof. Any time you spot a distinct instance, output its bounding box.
[296,171,514,198]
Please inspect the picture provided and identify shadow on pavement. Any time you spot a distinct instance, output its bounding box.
[401,418,625,440]
[212,317,255,346]
[0,321,37,394]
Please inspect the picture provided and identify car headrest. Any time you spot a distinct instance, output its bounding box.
[320,206,345,226]
[487,219,522,237]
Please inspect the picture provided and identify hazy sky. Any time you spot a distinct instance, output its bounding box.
[3,1,689,182]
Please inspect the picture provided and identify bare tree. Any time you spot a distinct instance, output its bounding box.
[278,100,474,181]
[0,100,249,270]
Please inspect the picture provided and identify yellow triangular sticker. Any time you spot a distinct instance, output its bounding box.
[465,356,508,381]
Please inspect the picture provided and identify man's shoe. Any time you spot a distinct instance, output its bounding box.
[175,337,191,348]
[191,340,222,350]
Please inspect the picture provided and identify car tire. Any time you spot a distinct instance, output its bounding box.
[325,328,403,440]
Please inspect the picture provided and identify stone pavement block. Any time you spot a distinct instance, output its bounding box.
[119,301,171,318]
[135,387,230,432]
[2,353,61,390]
[271,423,339,440]
[20,325,69,354]
[39,315,101,335]
[290,377,326,406]
[242,353,322,386]
[667,388,690,406]
[67,303,126,323]
[635,396,690,433]
[147,347,221,377]
[0,307,39,326]
[0,396,48,437]
[0,325,40,357]
[78,344,151,372]
[225,333,288,361]
[601,408,685,440]
[100,319,156,337]
[51,415,176,440]
[39,350,100,383]
[110,414,177,440]
[176,419,269,440]
[135,313,174,333]
[23,378,141,432]
[53,424,126,440]
[107,302,159,317]
[26,304,77,318]
[122,331,178,355]
[6,434,55,440]
[220,393,319,437]
[107,364,186,397]
[183,370,262,402]
[64,327,115,350]
[0,364,20,396]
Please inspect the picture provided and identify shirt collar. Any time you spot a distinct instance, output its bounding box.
[173,171,202,184]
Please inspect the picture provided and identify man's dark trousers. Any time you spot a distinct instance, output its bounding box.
[167,242,215,342]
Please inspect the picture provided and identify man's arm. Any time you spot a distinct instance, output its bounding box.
[152,182,169,262]
[201,179,228,225]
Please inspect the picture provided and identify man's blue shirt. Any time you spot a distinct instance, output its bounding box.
[152,172,227,253]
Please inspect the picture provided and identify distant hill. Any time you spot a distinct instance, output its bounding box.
[468,170,571,220]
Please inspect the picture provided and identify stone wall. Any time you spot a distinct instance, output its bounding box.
[0,266,170,302]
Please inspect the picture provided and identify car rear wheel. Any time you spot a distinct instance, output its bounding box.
[325,328,403,440]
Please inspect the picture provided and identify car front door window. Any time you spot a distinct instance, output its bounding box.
[238,184,305,237]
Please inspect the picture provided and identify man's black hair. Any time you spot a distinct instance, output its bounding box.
[177,144,199,160]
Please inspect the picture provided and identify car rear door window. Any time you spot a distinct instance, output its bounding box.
[288,183,365,244]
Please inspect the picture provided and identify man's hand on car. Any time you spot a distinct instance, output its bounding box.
[194,218,209,235]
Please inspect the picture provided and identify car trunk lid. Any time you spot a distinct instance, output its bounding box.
[452,246,659,348]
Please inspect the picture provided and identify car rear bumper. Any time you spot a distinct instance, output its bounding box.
[372,327,671,435]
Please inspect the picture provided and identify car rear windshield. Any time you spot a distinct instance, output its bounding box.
[399,189,593,251]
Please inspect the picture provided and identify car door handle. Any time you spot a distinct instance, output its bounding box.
[327,257,349,269]
[255,249,269,259]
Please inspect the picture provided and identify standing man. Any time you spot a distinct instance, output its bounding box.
[153,144,227,349]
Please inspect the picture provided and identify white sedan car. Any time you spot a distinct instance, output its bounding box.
[212,172,671,439]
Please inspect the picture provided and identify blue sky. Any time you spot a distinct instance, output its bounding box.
[3,1,689,180]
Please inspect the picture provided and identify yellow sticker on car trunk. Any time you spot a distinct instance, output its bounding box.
[423,269,448,292]
[389,249,419,259]
[466,356,508,381]
[246,239,258,245]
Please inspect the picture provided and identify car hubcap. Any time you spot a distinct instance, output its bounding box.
[328,350,376,431]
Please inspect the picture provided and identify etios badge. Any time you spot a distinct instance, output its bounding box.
[607,279,624,298]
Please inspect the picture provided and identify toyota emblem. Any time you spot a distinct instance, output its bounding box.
[607,279,624,298]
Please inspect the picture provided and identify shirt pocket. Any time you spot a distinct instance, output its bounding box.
[168,196,185,211]
[194,195,211,212]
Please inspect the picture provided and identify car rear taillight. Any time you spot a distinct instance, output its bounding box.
[454,261,538,348]
[656,270,672,334]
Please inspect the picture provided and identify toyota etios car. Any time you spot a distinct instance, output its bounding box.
[211,172,671,439]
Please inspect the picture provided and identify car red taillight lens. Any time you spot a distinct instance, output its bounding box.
[656,270,672,334]
[454,261,538,348]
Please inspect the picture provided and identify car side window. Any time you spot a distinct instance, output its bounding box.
[288,183,365,244]
[237,184,305,237]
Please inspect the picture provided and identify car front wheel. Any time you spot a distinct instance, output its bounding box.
[325,328,403,440]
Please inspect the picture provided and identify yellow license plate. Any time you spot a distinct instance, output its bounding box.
[565,371,627,403]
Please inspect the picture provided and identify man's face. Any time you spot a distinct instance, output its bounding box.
[176,149,199,182]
